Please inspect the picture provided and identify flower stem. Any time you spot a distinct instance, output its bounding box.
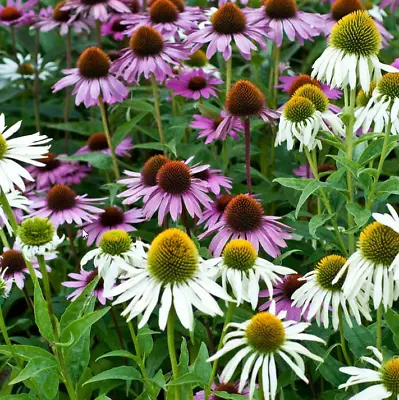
[258,366,264,399]
[338,307,352,365]
[244,117,252,194]
[10,26,17,57]
[151,74,165,146]
[64,30,72,153]
[98,96,120,179]
[0,227,9,247]
[225,57,232,96]
[95,20,102,49]
[32,28,40,133]
[376,305,383,350]
[167,307,180,400]
[205,302,236,400]
[0,191,18,233]
[0,306,22,368]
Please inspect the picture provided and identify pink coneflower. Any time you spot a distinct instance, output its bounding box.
[62,0,130,22]
[118,154,170,204]
[52,47,129,108]
[199,194,293,257]
[166,68,223,100]
[0,0,37,27]
[35,2,91,35]
[28,184,105,227]
[78,206,145,246]
[380,0,399,11]
[143,160,213,225]
[187,3,267,60]
[320,0,392,47]
[259,274,307,322]
[245,0,324,47]
[121,0,202,39]
[191,112,244,144]
[101,14,129,40]
[198,194,235,228]
[110,26,188,83]
[26,152,89,190]
[192,166,232,195]
[293,164,313,179]
[62,269,112,305]
[76,133,133,157]
[194,381,250,400]
[276,73,342,100]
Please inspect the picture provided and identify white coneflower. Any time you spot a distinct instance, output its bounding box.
[312,11,397,92]
[16,217,64,260]
[81,229,140,295]
[0,190,31,235]
[340,346,399,399]
[373,203,399,234]
[0,268,12,298]
[354,73,399,134]
[110,228,231,331]
[202,239,295,309]
[0,113,51,193]
[333,221,399,310]
[207,301,325,400]
[292,255,371,330]
[354,82,376,131]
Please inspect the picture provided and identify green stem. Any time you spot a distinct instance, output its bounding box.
[167,307,180,400]
[151,74,165,146]
[0,191,18,233]
[98,96,120,179]
[33,28,40,133]
[377,305,383,350]
[0,227,9,248]
[338,307,352,365]
[258,366,264,400]
[225,57,232,96]
[64,30,72,153]
[205,302,236,399]
[0,306,21,368]
[244,117,252,194]
[10,26,17,57]
[95,20,102,49]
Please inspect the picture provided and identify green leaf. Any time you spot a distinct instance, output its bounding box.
[96,350,138,362]
[0,396,38,400]
[133,142,165,151]
[273,177,312,191]
[358,136,398,165]
[0,345,53,361]
[10,357,57,384]
[33,281,54,342]
[59,152,112,170]
[273,249,302,265]
[123,99,154,113]
[329,156,358,177]
[84,366,142,385]
[45,121,103,136]
[309,214,333,239]
[376,177,399,195]
[167,372,206,386]
[211,393,249,399]
[190,343,211,384]
[295,181,329,218]
[385,309,399,338]
[113,112,147,146]
[345,203,371,227]
[343,319,375,358]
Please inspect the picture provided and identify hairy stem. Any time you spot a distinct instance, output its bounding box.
[151,74,165,146]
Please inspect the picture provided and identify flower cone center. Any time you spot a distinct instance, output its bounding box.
[283,96,315,123]
[129,0,141,12]
[226,80,265,117]
[157,161,191,195]
[141,155,170,186]
[288,75,321,97]
[294,84,328,112]
[382,359,399,394]
[378,73,399,99]
[100,207,125,226]
[53,1,71,22]
[215,194,235,213]
[193,168,210,181]
[225,194,263,233]
[47,185,77,211]
[130,26,164,57]
[18,218,55,246]
[264,0,297,19]
[150,0,178,23]
[213,116,225,130]
[99,229,132,256]
[186,50,207,67]
[81,0,106,5]
[17,63,34,75]
[41,152,61,171]
[188,76,207,91]
[169,0,184,12]
[0,6,21,21]
[356,82,376,107]
[88,132,108,151]
[331,0,364,21]
[111,19,125,32]
[148,228,198,284]
[77,47,110,79]
[214,382,239,399]
[212,3,247,34]
[282,273,305,298]
[316,255,347,291]
[1,249,26,273]
[223,239,257,271]
[0,134,8,160]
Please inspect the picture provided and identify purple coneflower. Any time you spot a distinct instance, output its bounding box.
[101,14,129,40]
[194,381,250,399]
[143,160,212,225]
[192,166,231,195]
[52,47,129,108]
[0,0,37,27]
[121,0,202,39]
[62,269,112,305]
[62,0,130,22]
[276,73,342,100]
[28,184,105,227]
[198,194,235,229]
[191,112,244,144]
[111,25,188,83]
[35,1,91,35]
[245,0,324,47]
[187,3,267,60]
[78,206,144,246]
[199,194,293,257]
[26,152,89,190]
[166,68,223,100]
[380,0,399,11]
[76,133,133,157]
[259,274,307,322]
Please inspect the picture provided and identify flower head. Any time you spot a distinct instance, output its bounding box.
[0,0,37,26]
[373,204,399,234]
[192,166,232,195]
[101,15,129,40]
[380,0,399,12]
[198,194,235,228]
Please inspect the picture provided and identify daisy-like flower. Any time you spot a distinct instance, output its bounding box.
[0,54,57,84]
[166,68,223,100]
[276,73,342,100]
[245,0,324,48]
[16,217,64,260]
[186,3,267,60]
[215,80,279,140]
[354,82,376,133]
[27,184,104,227]
[62,0,130,22]
[354,73,399,135]
[76,132,133,158]
[26,152,89,190]
[184,49,220,77]
[259,274,306,322]
[194,381,250,399]
[34,2,91,35]
[199,194,293,257]
[110,228,231,330]
[0,190,31,235]
[111,26,188,83]
[52,47,129,108]
[380,0,399,11]
[62,268,112,305]
[312,11,397,93]
[142,159,213,225]
[207,302,325,400]
[203,239,295,308]
[339,346,399,399]
[81,229,138,294]
[292,255,372,330]
[0,0,37,27]
[321,0,392,48]
[191,112,244,144]
[192,166,232,195]
[0,269,11,298]
[101,15,129,40]
[0,113,51,193]
[118,155,170,205]
[333,221,399,310]
[373,204,399,234]
[198,194,235,229]
[276,85,345,151]
[78,206,144,246]
[121,0,202,39]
